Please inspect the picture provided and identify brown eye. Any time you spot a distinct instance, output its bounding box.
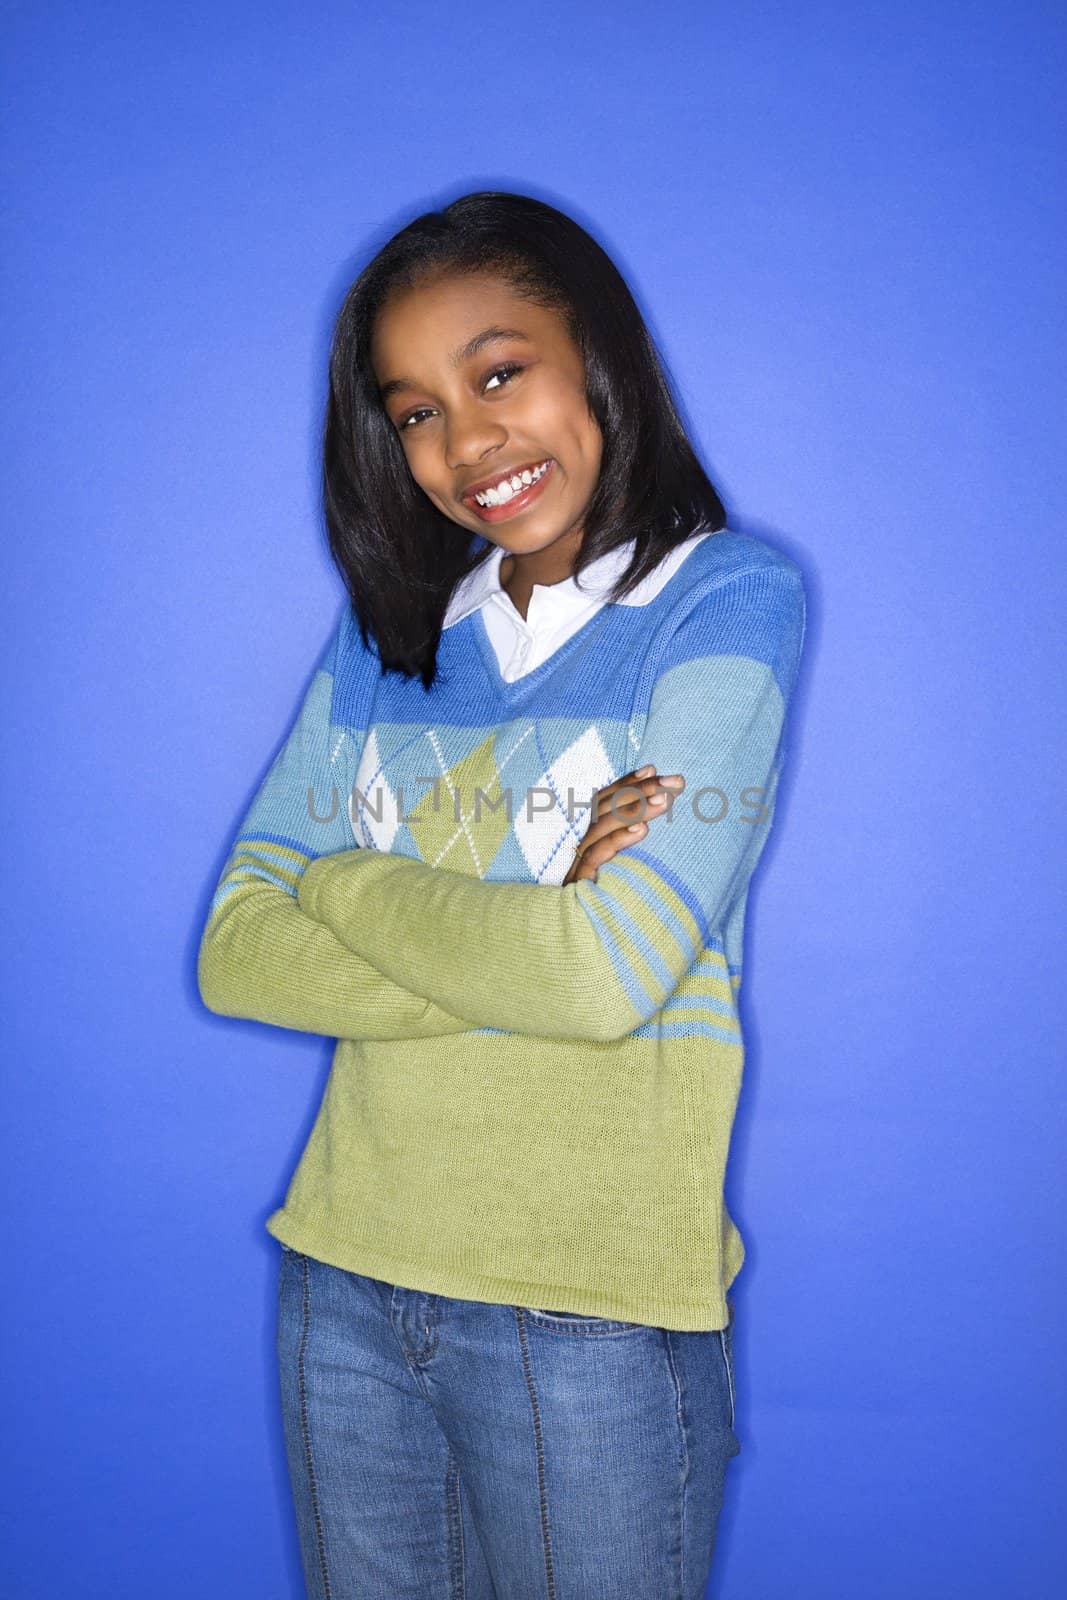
[484,363,523,392]
[398,407,435,431]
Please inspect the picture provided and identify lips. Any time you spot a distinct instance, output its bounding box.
[462,459,556,523]
[460,458,551,503]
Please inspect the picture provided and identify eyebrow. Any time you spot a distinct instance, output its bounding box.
[377,326,532,404]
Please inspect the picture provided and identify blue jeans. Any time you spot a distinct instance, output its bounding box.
[276,1244,741,1598]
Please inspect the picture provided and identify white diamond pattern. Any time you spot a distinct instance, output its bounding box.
[350,728,403,851]
[515,724,617,885]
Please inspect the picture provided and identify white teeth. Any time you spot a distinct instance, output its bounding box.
[474,460,550,507]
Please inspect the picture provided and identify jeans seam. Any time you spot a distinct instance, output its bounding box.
[514,1307,558,1599]
[664,1331,688,1600]
[296,1254,333,1598]
[717,1327,736,1432]
[445,1450,466,1600]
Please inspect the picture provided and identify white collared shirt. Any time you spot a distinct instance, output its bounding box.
[442,529,718,683]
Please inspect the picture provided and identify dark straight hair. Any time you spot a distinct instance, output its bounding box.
[323,191,727,687]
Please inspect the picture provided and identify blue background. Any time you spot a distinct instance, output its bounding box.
[4,2,1065,1595]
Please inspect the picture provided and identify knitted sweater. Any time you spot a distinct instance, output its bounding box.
[197,528,806,1331]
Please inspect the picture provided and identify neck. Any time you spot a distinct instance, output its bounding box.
[500,529,585,621]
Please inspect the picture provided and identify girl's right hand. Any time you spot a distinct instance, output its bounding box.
[562,764,686,886]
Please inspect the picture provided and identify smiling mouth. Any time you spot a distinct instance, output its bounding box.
[462,457,552,504]
[462,459,555,522]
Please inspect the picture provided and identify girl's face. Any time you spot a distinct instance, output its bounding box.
[371,271,603,564]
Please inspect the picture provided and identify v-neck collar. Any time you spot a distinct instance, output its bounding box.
[452,527,723,701]
[468,601,615,703]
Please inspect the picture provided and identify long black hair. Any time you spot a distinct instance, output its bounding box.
[323,190,727,687]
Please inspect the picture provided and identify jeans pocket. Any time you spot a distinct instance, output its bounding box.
[519,1305,645,1333]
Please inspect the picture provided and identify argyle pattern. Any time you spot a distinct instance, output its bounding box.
[198,530,807,1330]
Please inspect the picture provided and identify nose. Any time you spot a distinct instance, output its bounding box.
[444,398,507,472]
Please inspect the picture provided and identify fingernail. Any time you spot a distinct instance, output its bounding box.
[636,764,654,776]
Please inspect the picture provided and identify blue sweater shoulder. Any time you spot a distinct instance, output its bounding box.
[670,527,804,591]
[640,529,806,703]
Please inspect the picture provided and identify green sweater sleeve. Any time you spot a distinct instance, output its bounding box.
[198,877,476,1041]
[296,562,806,1043]
[196,610,480,1042]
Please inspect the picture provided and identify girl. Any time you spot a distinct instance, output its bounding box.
[199,191,806,1599]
